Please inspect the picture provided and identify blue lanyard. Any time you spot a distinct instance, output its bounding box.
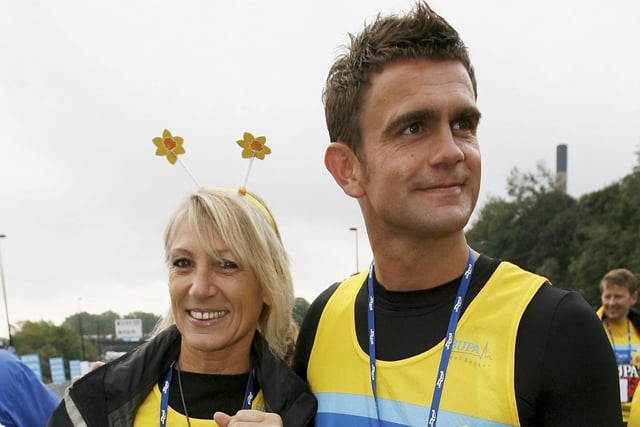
[159,362,258,426]
[605,318,632,363]
[367,248,475,427]
[159,362,175,427]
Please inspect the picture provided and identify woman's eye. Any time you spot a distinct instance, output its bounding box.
[172,258,192,268]
[402,123,422,135]
[219,259,239,270]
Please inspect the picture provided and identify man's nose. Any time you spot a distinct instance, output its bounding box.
[429,126,465,166]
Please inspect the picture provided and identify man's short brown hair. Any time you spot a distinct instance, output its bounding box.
[600,268,637,294]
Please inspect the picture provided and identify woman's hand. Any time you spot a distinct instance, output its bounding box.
[71,361,105,383]
[213,410,283,426]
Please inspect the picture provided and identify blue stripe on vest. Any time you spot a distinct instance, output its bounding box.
[316,392,517,427]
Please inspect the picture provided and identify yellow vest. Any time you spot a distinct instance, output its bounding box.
[133,383,265,426]
[307,261,546,427]
[596,309,640,423]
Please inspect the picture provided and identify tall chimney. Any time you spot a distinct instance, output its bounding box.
[556,144,567,193]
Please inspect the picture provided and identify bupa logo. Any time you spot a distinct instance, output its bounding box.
[452,340,493,360]
[619,364,640,378]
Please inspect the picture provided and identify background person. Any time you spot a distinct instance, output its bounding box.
[597,268,640,424]
[293,2,621,425]
[0,348,59,427]
[48,188,316,426]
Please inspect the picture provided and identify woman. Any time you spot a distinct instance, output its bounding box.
[47,188,317,426]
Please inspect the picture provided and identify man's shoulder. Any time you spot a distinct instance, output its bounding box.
[523,282,600,335]
[307,282,343,314]
[628,306,640,331]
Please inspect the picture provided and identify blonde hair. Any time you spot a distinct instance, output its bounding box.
[154,187,294,358]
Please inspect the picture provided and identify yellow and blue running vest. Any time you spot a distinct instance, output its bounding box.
[132,383,265,426]
[307,261,546,427]
[596,307,640,423]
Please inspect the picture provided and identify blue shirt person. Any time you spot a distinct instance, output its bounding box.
[0,349,59,427]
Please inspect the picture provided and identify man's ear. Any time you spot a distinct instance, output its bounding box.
[324,142,365,198]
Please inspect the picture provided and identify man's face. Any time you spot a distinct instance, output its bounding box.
[353,58,481,240]
[601,283,638,322]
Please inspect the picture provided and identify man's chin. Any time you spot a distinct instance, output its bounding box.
[606,312,623,321]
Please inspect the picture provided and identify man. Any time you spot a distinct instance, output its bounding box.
[597,268,640,424]
[0,349,59,427]
[293,2,621,426]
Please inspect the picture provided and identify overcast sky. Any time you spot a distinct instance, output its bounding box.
[1,0,638,336]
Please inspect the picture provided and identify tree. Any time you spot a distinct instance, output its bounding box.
[63,311,120,336]
[12,321,98,382]
[570,171,640,304]
[468,161,640,308]
[467,163,578,289]
[63,310,161,337]
[292,297,310,327]
[124,311,163,335]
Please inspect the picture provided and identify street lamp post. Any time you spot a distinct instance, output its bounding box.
[349,227,359,274]
[0,234,12,348]
[78,297,86,360]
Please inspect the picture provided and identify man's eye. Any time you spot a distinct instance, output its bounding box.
[219,259,239,270]
[402,123,423,135]
[172,258,192,268]
[452,119,473,131]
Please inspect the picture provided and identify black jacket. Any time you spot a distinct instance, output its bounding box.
[47,326,316,426]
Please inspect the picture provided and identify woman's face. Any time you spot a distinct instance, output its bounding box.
[167,219,267,369]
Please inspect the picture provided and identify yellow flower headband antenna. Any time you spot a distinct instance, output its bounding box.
[152,129,200,187]
[151,128,278,234]
[237,132,271,195]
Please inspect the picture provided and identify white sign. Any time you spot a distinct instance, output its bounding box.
[115,318,143,341]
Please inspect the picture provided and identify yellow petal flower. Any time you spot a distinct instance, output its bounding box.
[152,129,185,164]
[236,132,271,160]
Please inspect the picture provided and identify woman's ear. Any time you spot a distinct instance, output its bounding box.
[324,142,365,198]
[262,292,272,306]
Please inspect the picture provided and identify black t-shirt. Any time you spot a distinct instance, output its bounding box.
[293,255,622,426]
[161,369,249,419]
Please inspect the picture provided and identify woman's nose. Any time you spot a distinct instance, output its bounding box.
[189,267,217,297]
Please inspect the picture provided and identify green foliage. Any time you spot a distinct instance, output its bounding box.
[467,164,640,308]
[63,311,120,336]
[9,311,161,382]
[292,297,310,327]
[569,172,640,304]
[12,320,98,383]
[63,311,161,336]
[124,311,163,334]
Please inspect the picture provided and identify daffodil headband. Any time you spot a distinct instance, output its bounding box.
[152,129,278,235]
